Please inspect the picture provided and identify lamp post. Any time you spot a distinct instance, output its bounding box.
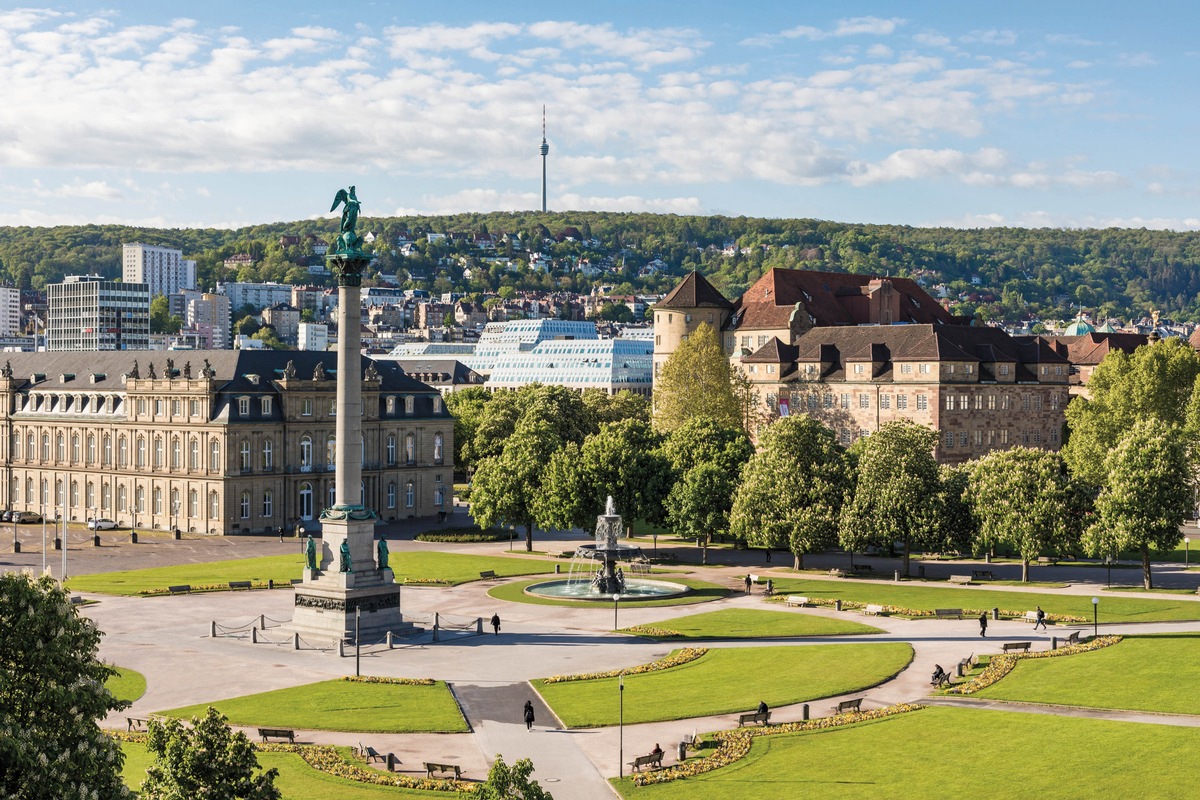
[618,671,625,779]
[355,606,361,678]
[1091,596,1099,639]
[1187,537,1191,569]
[612,592,620,631]
[40,505,46,574]
[59,509,66,582]
[1105,556,1113,588]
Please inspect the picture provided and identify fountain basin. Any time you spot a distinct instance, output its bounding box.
[525,578,691,600]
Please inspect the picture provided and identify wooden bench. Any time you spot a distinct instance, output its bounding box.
[956,653,977,678]
[682,730,698,751]
[948,575,972,585]
[1037,556,1057,566]
[127,716,149,732]
[478,570,497,580]
[1063,631,1081,646]
[167,584,191,595]
[629,561,652,574]
[737,710,771,727]
[852,564,873,574]
[1001,641,1032,653]
[862,604,886,616]
[228,580,252,590]
[934,608,964,620]
[1024,611,1042,624]
[832,698,863,714]
[628,753,664,772]
[358,744,392,765]
[971,570,995,581]
[424,762,462,779]
[258,728,295,744]
[784,595,810,607]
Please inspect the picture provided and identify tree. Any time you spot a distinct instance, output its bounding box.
[653,322,743,433]
[250,327,288,350]
[934,463,977,557]
[150,294,182,334]
[660,418,754,548]
[0,572,130,800]
[470,417,562,551]
[967,448,1080,582]
[472,755,552,800]
[142,707,280,800]
[1064,338,1200,485]
[659,417,754,478]
[444,386,492,478]
[838,421,940,576]
[729,416,851,569]
[581,388,649,427]
[1085,419,1192,589]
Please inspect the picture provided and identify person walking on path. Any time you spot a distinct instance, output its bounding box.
[523,700,535,731]
[979,612,988,637]
[490,613,501,635]
[744,574,753,594]
[1034,606,1047,631]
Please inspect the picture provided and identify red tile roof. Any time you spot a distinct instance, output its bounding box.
[656,271,735,310]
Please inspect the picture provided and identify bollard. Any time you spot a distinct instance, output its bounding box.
[93,535,100,547]
[338,640,345,657]
[476,617,484,634]
[55,537,62,550]
[251,627,258,644]
[992,607,999,621]
[259,614,265,630]
[173,528,181,540]
[802,703,809,721]
[387,753,398,772]
[12,540,19,553]
[210,621,217,638]
[956,662,965,678]
[1052,636,1058,650]
[294,632,300,650]
[555,564,560,574]
[386,631,394,649]
[268,579,274,590]
[433,613,440,642]
[834,599,842,611]
[130,531,137,544]
[894,569,900,582]
[918,565,925,579]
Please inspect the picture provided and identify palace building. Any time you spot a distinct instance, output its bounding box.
[0,350,452,534]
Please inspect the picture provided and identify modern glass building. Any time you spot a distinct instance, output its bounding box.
[48,275,150,351]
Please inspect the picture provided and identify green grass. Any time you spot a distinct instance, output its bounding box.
[121,743,449,797]
[106,666,146,704]
[489,577,729,608]
[162,679,468,733]
[66,551,567,595]
[614,706,1200,799]
[626,608,882,638]
[534,643,911,727]
[974,633,1200,714]
[765,577,1200,622]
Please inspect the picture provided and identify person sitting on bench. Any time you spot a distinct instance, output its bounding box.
[930,664,947,686]
[651,743,663,757]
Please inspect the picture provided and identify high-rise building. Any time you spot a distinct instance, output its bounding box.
[48,276,150,351]
[0,286,20,336]
[298,322,329,352]
[122,243,197,297]
[217,281,294,312]
[186,292,232,350]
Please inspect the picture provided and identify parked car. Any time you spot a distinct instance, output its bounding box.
[87,518,118,530]
[0,511,12,522]
[14,511,41,523]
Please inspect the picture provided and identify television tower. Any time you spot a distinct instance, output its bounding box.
[540,106,549,213]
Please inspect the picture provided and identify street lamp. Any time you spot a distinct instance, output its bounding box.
[1186,537,1191,569]
[617,671,625,779]
[40,505,46,574]
[1091,596,1099,639]
[355,606,361,678]
[612,592,620,631]
[1104,556,1113,588]
[59,509,66,582]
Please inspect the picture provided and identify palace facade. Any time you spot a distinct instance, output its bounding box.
[0,350,453,534]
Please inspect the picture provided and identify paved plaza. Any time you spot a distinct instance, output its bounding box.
[5,509,1200,799]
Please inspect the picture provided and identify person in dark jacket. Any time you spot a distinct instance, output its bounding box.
[490,613,501,635]
[979,612,988,637]
[523,700,535,731]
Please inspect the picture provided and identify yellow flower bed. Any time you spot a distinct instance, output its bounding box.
[403,578,451,586]
[766,596,1086,622]
[542,648,708,684]
[623,625,682,638]
[631,703,925,786]
[138,582,271,596]
[944,635,1123,695]
[341,675,435,686]
[262,744,473,793]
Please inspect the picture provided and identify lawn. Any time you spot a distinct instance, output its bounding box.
[974,633,1200,714]
[490,577,729,609]
[534,643,911,727]
[121,743,451,798]
[66,551,566,595]
[626,608,882,638]
[162,678,468,733]
[106,666,146,704]
[615,706,1200,799]
[765,577,1200,622]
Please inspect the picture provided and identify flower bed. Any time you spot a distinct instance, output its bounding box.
[767,595,1086,623]
[622,625,683,638]
[137,582,272,596]
[402,578,451,586]
[944,635,1123,695]
[542,648,708,684]
[631,703,924,786]
[341,675,435,686]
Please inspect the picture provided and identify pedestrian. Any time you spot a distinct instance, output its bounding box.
[765,548,772,563]
[490,613,501,635]
[523,700,535,731]
[744,574,752,594]
[757,700,768,716]
[979,611,988,637]
[278,526,284,543]
[1034,606,1047,631]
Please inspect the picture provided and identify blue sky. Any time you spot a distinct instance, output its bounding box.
[1,2,1196,230]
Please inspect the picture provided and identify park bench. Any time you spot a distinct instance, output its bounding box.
[1063,631,1081,646]
[70,595,84,605]
[829,568,846,578]
[629,561,652,574]
[357,744,393,765]
[478,570,497,580]
[167,585,191,595]
[737,710,771,727]
[934,608,964,620]
[955,653,977,678]
[832,698,863,714]
[863,604,886,616]
[228,580,251,590]
[1001,641,1032,654]
[628,752,664,772]
[424,762,463,779]
[1036,556,1058,566]
[971,570,995,581]
[1024,611,1047,624]
[682,730,698,751]
[852,564,874,574]
[948,575,972,585]
[258,728,295,744]
[127,717,149,732]
[784,595,810,607]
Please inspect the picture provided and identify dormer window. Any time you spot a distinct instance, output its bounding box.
[405,396,414,415]
[238,396,250,416]
[386,396,396,414]
[261,397,272,415]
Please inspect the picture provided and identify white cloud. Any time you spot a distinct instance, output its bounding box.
[946,211,1200,231]
[743,16,902,45]
[393,187,702,215]
[30,179,123,200]
[961,29,1018,46]
[1116,52,1158,67]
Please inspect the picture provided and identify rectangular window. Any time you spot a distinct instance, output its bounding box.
[1051,394,1060,410]
[946,395,954,411]
[1050,429,1059,443]
[974,395,983,410]
[190,399,199,417]
[900,364,913,374]
[988,395,996,411]
[1054,365,1063,375]
[959,396,969,410]
[329,399,337,416]
[839,429,851,445]
[897,394,908,410]
[945,431,954,448]
[959,431,968,446]
[1033,396,1042,411]
[807,394,818,410]
[238,397,250,416]
[172,399,181,416]
[1002,395,1010,411]
[405,396,414,415]
[973,430,982,446]
[854,364,865,374]
[859,394,870,409]
[840,393,850,409]
[261,397,272,414]
[823,394,833,409]
[1022,395,1031,411]
[155,399,164,416]
[965,364,974,374]
[919,364,930,374]
[880,395,890,410]
[1033,430,1042,444]
[916,395,927,411]
[1000,365,1010,376]
[302,399,313,416]
[1001,429,1009,445]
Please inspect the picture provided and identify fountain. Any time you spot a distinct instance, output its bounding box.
[525,496,690,600]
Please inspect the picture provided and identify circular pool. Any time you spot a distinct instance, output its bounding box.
[524,578,691,601]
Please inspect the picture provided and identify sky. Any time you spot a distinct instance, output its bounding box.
[1,1,1197,231]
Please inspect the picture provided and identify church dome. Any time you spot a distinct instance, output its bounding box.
[1064,319,1095,336]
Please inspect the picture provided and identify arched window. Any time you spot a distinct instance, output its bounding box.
[25,432,33,461]
[405,481,415,508]
[240,491,249,519]
[433,433,444,464]
[56,433,65,462]
[209,440,220,471]
[300,436,312,468]
[55,479,63,507]
[328,483,336,508]
[25,477,33,504]
[153,487,162,515]
[171,437,181,469]
[262,439,273,470]
[136,436,146,467]
[360,480,365,505]
[40,478,48,505]
[10,432,19,460]
[87,434,96,464]
[239,440,250,471]
[405,434,415,464]
[189,439,199,469]
[85,482,94,510]
[299,483,313,519]
[103,434,111,465]
[135,486,145,514]
[72,434,80,463]
[326,435,336,468]
[209,491,219,518]
[262,490,273,517]
[154,436,163,468]
[386,435,396,465]
[171,488,179,516]
[189,489,198,518]
[41,433,50,461]
[101,483,110,512]
[387,482,396,509]
[119,435,128,466]
[117,485,127,513]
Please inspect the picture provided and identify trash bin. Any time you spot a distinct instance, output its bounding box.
[677,741,687,761]
[130,531,138,544]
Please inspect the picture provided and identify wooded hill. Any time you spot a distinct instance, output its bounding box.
[2,213,1199,323]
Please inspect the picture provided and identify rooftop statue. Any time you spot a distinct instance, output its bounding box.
[330,186,362,254]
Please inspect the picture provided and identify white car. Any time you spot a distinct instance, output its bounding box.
[87,518,118,530]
